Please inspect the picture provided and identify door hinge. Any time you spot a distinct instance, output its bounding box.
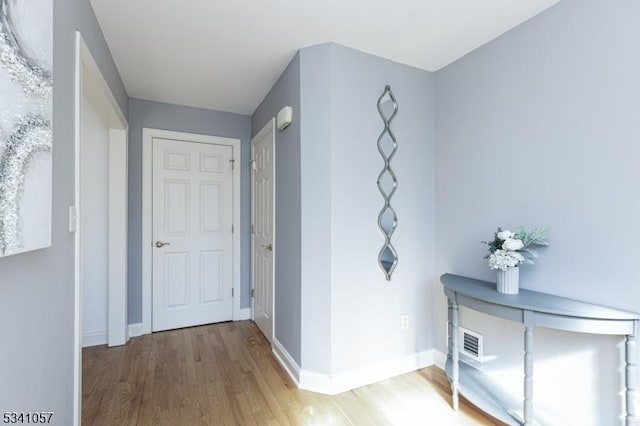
[251,288,255,298]
[251,224,255,234]
[232,288,234,297]
[250,160,256,171]
[230,158,235,170]
[231,224,235,233]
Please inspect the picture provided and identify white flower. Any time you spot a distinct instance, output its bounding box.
[502,238,524,251]
[488,249,524,271]
[497,230,514,240]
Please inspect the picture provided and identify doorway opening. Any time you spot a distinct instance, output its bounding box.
[73,32,129,426]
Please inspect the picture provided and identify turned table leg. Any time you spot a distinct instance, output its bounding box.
[524,325,534,425]
[626,321,638,426]
[450,301,460,411]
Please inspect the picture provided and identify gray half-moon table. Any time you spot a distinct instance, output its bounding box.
[441,273,639,426]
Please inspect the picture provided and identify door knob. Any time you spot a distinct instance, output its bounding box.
[262,243,273,252]
[155,240,170,248]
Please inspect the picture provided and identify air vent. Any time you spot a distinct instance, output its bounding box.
[461,327,481,359]
[446,323,483,363]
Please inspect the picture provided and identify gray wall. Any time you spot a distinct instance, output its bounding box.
[127,98,252,322]
[0,0,127,423]
[299,44,333,374]
[261,44,435,376]
[326,44,435,374]
[435,0,640,423]
[251,54,302,364]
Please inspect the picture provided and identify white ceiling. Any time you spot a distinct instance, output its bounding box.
[90,0,560,115]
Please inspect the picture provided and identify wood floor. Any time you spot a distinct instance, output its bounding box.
[83,321,503,425]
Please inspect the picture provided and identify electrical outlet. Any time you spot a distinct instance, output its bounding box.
[400,313,409,330]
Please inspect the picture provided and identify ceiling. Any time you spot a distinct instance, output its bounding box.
[90,0,560,115]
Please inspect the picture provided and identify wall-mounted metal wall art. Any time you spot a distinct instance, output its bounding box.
[376,85,398,280]
[0,0,53,257]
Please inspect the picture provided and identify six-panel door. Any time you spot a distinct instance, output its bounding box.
[152,137,233,332]
[252,124,274,343]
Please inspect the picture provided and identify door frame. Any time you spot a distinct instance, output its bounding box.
[141,128,241,335]
[251,118,276,343]
[73,32,129,426]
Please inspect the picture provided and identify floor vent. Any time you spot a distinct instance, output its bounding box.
[446,323,483,363]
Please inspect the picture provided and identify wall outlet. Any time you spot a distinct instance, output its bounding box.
[400,313,409,329]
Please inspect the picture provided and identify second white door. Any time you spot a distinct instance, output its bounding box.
[252,120,275,343]
[152,137,234,332]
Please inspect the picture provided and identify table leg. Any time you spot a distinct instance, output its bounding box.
[447,298,453,359]
[451,301,460,411]
[626,321,637,426]
[524,326,534,425]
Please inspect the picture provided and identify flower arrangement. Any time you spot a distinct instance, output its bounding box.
[483,227,549,271]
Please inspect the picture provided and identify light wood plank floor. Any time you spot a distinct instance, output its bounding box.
[83,321,503,425]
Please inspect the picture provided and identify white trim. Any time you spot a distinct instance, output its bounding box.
[298,349,436,395]
[128,322,145,338]
[238,308,252,321]
[141,129,152,335]
[298,370,334,394]
[434,349,447,369]
[108,128,128,347]
[250,118,276,343]
[73,32,82,426]
[272,338,301,384]
[73,31,128,426]
[142,128,242,334]
[82,330,107,348]
[270,346,438,396]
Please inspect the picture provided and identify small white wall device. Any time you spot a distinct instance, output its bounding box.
[276,106,293,130]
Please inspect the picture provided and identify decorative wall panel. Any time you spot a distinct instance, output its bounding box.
[0,0,52,256]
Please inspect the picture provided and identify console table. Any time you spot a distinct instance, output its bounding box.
[441,273,639,426]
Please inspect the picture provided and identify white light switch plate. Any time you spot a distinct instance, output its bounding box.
[69,206,78,233]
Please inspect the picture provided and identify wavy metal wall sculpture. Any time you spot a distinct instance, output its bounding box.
[376,85,398,280]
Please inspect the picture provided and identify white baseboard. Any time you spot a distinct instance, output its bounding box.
[82,330,107,347]
[274,336,435,396]
[270,345,442,396]
[237,308,252,321]
[128,322,145,338]
[272,338,301,384]
[291,349,437,396]
[299,369,334,394]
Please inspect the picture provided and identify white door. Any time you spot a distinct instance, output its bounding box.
[152,137,233,332]
[252,120,275,343]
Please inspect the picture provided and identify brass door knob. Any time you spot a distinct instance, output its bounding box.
[262,243,273,252]
[155,241,170,248]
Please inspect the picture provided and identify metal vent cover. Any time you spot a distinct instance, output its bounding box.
[447,323,483,363]
[461,328,481,359]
